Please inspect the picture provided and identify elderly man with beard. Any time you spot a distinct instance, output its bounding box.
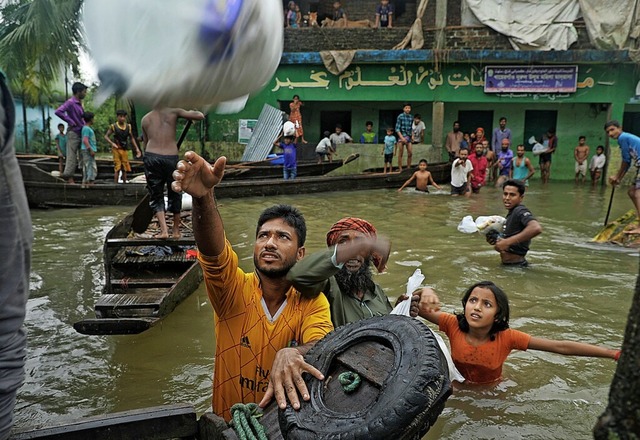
[287,217,424,328]
[172,151,333,420]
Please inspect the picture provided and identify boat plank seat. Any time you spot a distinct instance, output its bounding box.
[111,246,196,266]
[106,237,196,247]
[109,278,176,288]
[95,291,168,317]
[10,403,198,440]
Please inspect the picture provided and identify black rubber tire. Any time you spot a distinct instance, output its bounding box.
[279,315,452,440]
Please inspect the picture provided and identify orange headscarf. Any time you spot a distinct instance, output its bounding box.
[326,217,382,270]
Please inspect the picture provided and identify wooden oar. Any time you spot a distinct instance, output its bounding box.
[604,185,615,226]
[131,120,194,234]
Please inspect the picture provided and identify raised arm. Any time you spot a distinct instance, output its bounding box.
[172,151,226,256]
[175,108,205,121]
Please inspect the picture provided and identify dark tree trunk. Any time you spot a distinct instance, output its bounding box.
[127,99,139,140]
[593,261,640,438]
[21,92,28,153]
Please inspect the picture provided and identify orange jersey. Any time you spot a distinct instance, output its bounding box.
[199,239,333,420]
[439,313,530,384]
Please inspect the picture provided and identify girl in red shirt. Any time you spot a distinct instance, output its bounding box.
[418,281,620,384]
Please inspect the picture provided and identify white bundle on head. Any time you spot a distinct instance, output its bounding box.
[83,0,283,112]
[283,121,296,136]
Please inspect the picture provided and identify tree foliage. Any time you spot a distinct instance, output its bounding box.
[0,0,85,106]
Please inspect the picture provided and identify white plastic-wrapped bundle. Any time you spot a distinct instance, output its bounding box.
[83,0,283,112]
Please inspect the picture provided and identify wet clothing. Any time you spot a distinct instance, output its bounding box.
[439,313,530,384]
[287,247,392,328]
[616,131,640,168]
[199,240,332,420]
[143,152,181,213]
[0,71,31,440]
[503,204,536,256]
[496,149,514,176]
[451,158,473,187]
[590,153,606,171]
[539,135,557,164]
[469,154,488,190]
[512,156,528,181]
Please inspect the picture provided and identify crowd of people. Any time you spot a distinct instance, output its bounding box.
[283,0,396,28]
[170,149,621,424]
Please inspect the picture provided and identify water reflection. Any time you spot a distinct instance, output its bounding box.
[18,182,635,438]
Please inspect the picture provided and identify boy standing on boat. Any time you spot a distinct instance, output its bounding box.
[172,151,333,420]
[104,109,142,183]
[81,112,98,187]
[54,123,66,174]
[141,108,204,239]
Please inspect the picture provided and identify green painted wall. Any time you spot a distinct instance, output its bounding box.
[207,62,640,181]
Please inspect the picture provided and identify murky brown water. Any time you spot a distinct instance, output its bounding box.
[18,181,636,438]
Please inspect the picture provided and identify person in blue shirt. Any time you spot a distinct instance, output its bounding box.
[81,111,98,186]
[382,127,396,174]
[606,120,640,233]
[274,135,298,180]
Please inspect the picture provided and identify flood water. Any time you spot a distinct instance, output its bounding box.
[18,180,637,439]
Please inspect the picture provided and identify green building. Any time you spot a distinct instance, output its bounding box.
[209,0,640,181]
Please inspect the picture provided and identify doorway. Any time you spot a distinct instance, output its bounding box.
[378,110,398,143]
[623,112,640,136]
[457,110,494,142]
[523,110,558,151]
[320,110,352,140]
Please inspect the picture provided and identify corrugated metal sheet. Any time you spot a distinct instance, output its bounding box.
[241,104,286,162]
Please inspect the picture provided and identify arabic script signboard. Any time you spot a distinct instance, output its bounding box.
[484,66,578,93]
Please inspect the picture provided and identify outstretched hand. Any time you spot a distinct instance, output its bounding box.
[258,347,324,411]
[171,151,226,198]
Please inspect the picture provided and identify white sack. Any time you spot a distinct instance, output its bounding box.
[83,0,283,112]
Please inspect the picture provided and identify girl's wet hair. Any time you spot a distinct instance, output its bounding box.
[455,281,510,341]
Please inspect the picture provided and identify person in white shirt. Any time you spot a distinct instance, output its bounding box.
[411,114,426,144]
[329,124,352,154]
[316,131,335,163]
[590,145,606,187]
[450,148,473,198]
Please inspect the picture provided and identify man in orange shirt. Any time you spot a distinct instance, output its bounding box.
[172,151,333,421]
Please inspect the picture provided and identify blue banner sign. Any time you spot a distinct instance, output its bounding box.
[484,65,578,93]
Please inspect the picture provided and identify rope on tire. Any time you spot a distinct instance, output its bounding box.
[338,371,361,393]
[229,403,268,440]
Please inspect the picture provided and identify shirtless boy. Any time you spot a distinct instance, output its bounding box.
[574,135,590,185]
[141,108,205,239]
[397,159,442,192]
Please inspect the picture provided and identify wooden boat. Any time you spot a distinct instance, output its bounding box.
[20,159,451,208]
[17,154,145,180]
[362,160,451,184]
[17,316,450,439]
[17,153,358,182]
[224,153,359,179]
[73,206,203,335]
